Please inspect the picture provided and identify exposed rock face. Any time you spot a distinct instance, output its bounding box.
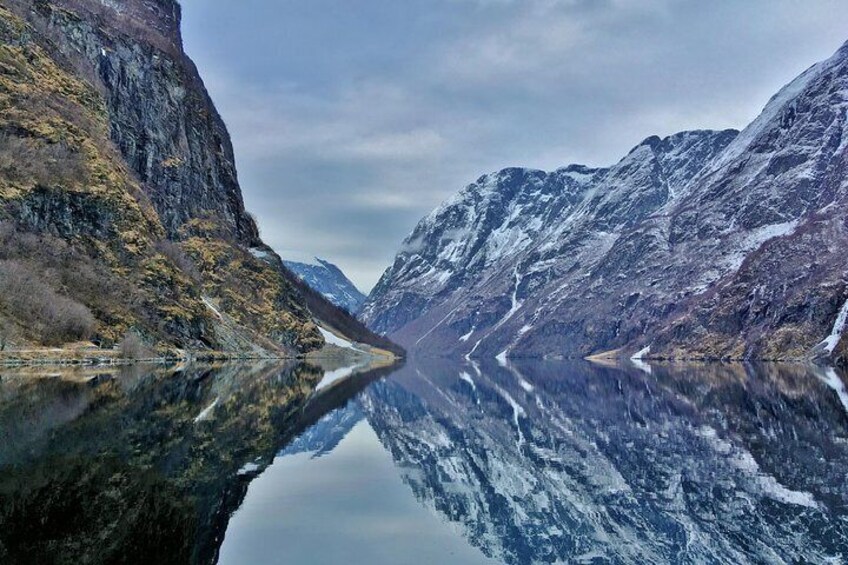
[284,257,366,313]
[0,0,343,353]
[362,40,848,363]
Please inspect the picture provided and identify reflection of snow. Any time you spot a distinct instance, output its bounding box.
[630,346,652,374]
[315,364,361,392]
[194,397,219,423]
[817,367,848,415]
[698,426,819,509]
[459,371,476,392]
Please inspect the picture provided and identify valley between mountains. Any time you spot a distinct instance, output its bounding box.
[1,0,848,368]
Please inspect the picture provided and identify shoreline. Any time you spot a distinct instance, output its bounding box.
[0,343,400,369]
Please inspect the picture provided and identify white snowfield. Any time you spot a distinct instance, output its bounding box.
[818,298,848,354]
[318,327,362,352]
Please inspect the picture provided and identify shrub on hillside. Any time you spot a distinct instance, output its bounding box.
[155,240,201,282]
[118,331,150,359]
[0,260,95,346]
[0,134,87,188]
[0,318,18,351]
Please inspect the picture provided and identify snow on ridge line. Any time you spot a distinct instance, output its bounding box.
[706,53,832,174]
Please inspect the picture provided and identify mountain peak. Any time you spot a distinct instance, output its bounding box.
[284,258,366,314]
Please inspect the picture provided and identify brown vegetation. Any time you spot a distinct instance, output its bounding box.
[118,331,150,359]
[0,260,95,345]
[155,239,201,283]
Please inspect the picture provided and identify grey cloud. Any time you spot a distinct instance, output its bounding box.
[180,0,848,291]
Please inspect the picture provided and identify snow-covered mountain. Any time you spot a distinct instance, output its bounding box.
[362,39,848,363]
[284,258,366,313]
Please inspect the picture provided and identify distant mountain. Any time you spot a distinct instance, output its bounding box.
[362,39,848,364]
[284,258,366,314]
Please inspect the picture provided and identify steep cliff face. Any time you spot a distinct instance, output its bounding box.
[363,39,848,363]
[21,0,261,242]
[0,0,328,353]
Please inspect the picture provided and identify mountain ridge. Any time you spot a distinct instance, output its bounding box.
[284,257,367,314]
[362,38,848,363]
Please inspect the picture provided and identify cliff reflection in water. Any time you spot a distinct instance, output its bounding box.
[2,359,848,564]
[0,361,394,564]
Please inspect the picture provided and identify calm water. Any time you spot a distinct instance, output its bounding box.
[1,358,848,564]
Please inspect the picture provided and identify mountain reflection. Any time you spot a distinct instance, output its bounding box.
[2,359,848,564]
[356,359,848,563]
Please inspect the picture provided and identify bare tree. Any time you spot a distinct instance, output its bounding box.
[0,260,95,346]
[118,331,149,360]
[0,319,17,351]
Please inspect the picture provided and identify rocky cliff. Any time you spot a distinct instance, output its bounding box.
[0,0,388,356]
[362,40,848,363]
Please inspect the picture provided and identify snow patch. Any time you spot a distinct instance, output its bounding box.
[818,298,848,354]
[458,371,476,392]
[202,297,224,320]
[318,327,360,352]
[631,346,650,360]
[249,247,270,260]
[237,461,261,476]
[459,327,475,342]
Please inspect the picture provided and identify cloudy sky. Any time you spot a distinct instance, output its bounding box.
[179,0,848,292]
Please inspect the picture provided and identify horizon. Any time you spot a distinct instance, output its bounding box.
[180,0,848,292]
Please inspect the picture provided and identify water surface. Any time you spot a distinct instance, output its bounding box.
[1,358,847,564]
